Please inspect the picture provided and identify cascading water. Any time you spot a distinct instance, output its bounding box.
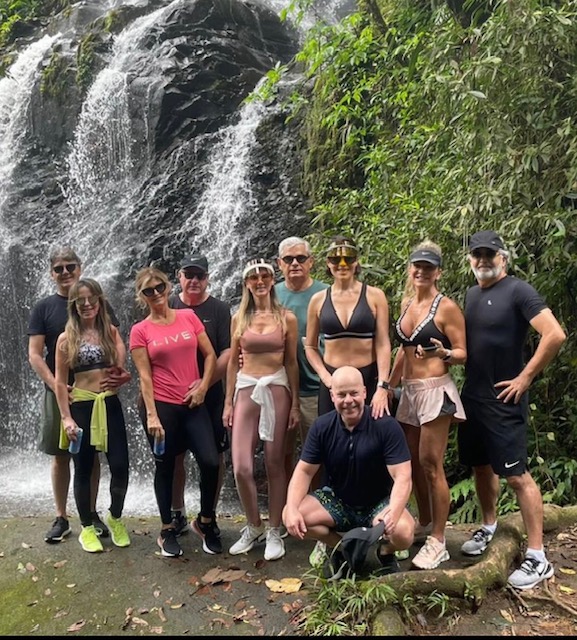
[0,0,353,517]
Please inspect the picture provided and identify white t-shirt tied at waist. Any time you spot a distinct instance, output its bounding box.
[234,367,290,442]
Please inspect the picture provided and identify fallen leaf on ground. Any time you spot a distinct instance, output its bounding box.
[53,560,67,569]
[150,626,163,634]
[158,607,167,622]
[265,578,303,593]
[202,567,247,584]
[66,583,76,588]
[21,542,31,549]
[67,620,86,632]
[131,616,149,626]
[558,585,576,594]
[26,562,36,572]
[170,603,185,609]
[559,567,576,575]
[500,609,514,623]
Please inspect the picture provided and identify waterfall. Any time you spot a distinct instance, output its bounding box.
[0,0,350,518]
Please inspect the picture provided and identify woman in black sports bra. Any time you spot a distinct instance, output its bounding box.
[305,235,392,418]
[389,240,467,571]
[55,278,132,554]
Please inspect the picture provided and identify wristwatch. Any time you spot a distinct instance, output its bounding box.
[377,380,391,390]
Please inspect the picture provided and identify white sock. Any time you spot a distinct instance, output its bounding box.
[482,522,497,535]
[526,547,546,562]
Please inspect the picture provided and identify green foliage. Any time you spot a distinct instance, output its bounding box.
[0,0,69,48]
[291,0,577,516]
[76,33,97,97]
[40,50,69,101]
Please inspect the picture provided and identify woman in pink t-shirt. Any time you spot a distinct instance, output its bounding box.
[129,267,219,559]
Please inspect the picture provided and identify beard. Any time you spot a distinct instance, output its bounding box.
[472,263,504,282]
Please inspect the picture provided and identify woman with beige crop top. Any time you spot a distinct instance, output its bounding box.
[389,240,467,571]
[223,259,299,561]
[55,278,132,554]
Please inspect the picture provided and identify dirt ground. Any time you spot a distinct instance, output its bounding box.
[1,514,577,636]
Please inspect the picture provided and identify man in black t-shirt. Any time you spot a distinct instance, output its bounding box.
[458,230,566,590]
[168,254,231,545]
[283,366,414,579]
[28,247,120,544]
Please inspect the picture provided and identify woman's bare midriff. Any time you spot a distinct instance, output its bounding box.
[241,351,285,377]
[323,337,376,369]
[73,369,109,394]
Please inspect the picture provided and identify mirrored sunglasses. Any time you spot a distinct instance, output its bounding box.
[141,282,167,297]
[53,263,78,274]
[182,269,207,280]
[471,249,497,260]
[75,295,99,307]
[327,255,357,266]
[280,254,309,264]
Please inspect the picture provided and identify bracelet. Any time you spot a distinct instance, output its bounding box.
[442,349,452,362]
[377,380,391,390]
[303,345,318,350]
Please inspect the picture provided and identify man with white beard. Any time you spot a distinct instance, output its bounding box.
[458,230,566,590]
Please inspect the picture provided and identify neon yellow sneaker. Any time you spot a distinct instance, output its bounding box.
[105,512,131,547]
[79,525,104,553]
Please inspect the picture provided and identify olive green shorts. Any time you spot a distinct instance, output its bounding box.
[38,389,67,456]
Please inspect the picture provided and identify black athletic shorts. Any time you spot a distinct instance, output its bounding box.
[458,396,529,477]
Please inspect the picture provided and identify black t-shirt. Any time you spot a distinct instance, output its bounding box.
[168,293,231,405]
[300,406,410,508]
[27,293,120,385]
[461,276,546,401]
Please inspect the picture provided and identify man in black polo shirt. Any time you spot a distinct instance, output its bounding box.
[283,365,414,578]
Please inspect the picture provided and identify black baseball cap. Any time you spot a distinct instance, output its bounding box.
[468,231,505,252]
[409,249,442,267]
[339,521,386,573]
[180,254,208,272]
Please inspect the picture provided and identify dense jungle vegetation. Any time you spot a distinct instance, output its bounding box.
[1,0,576,516]
[284,0,577,516]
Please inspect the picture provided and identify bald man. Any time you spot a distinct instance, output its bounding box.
[283,366,414,579]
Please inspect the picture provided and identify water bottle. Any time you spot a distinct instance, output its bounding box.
[153,433,165,456]
[68,427,83,454]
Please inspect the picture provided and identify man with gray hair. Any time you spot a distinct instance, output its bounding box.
[458,230,566,590]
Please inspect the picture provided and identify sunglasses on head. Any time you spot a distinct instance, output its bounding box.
[247,271,273,283]
[182,268,207,281]
[75,295,99,307]
[327,255,357,266]
[53,263,78,274]
[280,254,309,264]
[141,282,167,297]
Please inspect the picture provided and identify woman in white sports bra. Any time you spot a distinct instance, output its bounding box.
[390,240,467,571]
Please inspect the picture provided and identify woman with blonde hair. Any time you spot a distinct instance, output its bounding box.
[55,278,131,553]
[129,267,219,558]
[223,258,300,561]
[389,240,467,570]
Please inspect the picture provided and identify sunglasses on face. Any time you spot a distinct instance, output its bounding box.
[247,272,273,283]
[182,269,207,281]
[53,263,78,274]
[75,295,99,307]
[327,255,357,266]
[471,250,497,260]
[141,282,167,297]
[280,254,309,264]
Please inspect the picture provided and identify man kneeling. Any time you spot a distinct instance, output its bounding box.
[283,366,414,578]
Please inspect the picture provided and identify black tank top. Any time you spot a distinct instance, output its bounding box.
[395,293,451,349]
[320,283,376,341]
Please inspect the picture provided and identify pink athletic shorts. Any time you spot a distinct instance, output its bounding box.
[396,374,466,427]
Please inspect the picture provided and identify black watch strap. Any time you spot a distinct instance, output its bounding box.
[377,380,391,390]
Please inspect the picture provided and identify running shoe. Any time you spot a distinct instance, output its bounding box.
[157,528,183,557]
[92,511,110,538]
[461,526,494,556]
[79,525,104,553]
[264,527,285,561]
[171,510,190,536]
[44,516,71,544]
[192,516,222,554]
[508,555,554,590]
[105,512,131,547]
[412,536,450,570]
[229,523,265,555]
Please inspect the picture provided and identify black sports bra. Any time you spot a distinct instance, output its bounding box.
[72,342,110,374]
[395,293,451,349]
[320,283,376,341]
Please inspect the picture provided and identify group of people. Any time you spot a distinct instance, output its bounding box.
[28,230,566,591]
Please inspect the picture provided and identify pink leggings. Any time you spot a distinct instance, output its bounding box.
[231,384,291,527]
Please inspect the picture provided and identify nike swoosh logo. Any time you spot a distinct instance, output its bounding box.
[504,460,520,468]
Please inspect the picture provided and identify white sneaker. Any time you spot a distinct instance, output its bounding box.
[229,523,265,555]
[264,527,285,561]
[309,540,327,568]
[412,536,450,570]
[508,555,554,590]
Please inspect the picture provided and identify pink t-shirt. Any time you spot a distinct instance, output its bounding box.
[129,309,205,404]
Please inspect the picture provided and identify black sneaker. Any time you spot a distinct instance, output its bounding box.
[157,528,183,557]
[45,517,71,544]
[376,547,401,575]
[91,511,110,538]
[192,516,223,555]
[321,548,351,580]
[171,510,190,536]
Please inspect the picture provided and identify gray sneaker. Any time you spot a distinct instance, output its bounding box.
[508,555,554,590]
[461,526,494,556]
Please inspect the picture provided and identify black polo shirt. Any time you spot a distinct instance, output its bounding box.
[300,406,410,508]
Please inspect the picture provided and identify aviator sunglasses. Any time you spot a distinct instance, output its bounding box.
[53,263,78,274]
[280,255,309,264]
[75,295,99,307]
[247,272,273,282]
[327,255,357,266]
[141,282,167,297]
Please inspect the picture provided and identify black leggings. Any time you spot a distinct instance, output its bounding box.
[318,361,378,416]
[139,400,219,526]
[71,395,129,527]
